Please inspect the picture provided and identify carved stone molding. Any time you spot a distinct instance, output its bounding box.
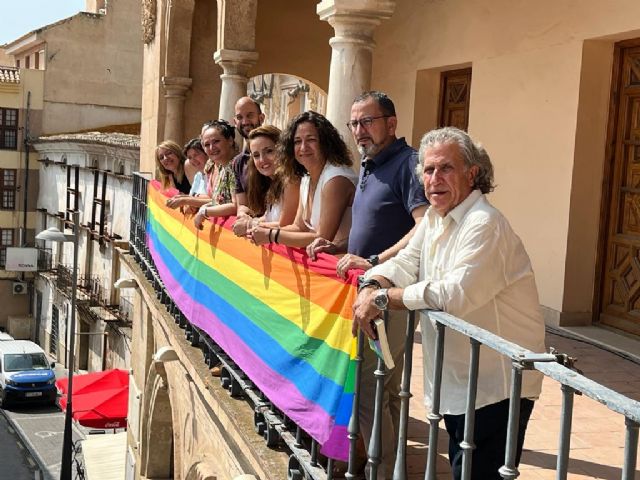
[142,0,157,44]
[162,76,193,98]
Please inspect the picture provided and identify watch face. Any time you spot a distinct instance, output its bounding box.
[374,289,388,310]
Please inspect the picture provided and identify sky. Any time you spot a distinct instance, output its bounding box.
[0,0,85,45]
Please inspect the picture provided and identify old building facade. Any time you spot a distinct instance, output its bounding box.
[2,0,142,135]
[0,65,43,336]
[32,133,139,372]
[126,0,640,478]
[0,0,143,370]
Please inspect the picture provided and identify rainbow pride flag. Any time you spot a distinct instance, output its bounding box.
[146,181,358,460]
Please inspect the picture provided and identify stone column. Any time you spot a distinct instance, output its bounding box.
[162,76,192,144]
[213,49,259,122]
[317,0,396,153]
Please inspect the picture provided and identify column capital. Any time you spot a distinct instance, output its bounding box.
[317,0,396,161]
[214,49,259,75]
[317,0,396,30]
[161,76,193,98]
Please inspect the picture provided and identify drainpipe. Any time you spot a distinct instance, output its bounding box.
[21,91,30,246]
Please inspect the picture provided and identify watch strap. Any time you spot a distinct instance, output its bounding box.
[358,278,382,293]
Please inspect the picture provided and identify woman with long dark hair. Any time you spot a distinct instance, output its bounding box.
[250,111,356,248]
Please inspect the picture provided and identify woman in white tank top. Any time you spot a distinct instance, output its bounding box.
[250,111,356,249]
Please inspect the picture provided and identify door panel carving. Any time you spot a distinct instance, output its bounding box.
[601,43,640,335]
[438,68,471,131]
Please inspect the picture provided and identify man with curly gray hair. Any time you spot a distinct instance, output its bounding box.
[353,127,545,479]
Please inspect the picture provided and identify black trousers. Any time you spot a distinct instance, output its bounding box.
[443,398,534,480]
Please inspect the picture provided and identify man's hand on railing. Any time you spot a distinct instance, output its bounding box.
[352,287,380,338]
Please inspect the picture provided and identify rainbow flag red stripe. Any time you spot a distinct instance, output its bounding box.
[146,181,357,459]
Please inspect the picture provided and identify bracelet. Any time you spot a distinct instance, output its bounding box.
[274,227,281,244]
[358,278,382,293]
[268,228,274,243]
[198,205,208,217]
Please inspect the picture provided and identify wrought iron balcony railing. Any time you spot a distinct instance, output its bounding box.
[37,247,53,272]
[53,264,132,326]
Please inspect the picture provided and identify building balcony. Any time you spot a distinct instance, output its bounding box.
[125,174,640,480]
[53,264,132,326]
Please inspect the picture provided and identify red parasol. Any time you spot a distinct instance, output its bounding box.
[56,369,129,429]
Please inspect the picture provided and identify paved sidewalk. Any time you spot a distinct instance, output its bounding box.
[405,330,640,479]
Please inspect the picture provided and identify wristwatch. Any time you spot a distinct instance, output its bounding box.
[367,254,379,266]
[373,288,389,311]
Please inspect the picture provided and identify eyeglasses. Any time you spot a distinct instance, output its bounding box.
[346,115,389,131]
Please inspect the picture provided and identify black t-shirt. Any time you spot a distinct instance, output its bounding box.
[232,151,250,194]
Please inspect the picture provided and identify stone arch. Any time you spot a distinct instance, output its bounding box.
[139,364,175,478]
[248,73,327,130]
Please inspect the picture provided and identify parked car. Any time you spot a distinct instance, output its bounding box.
[0,332,14,341]
[0,340,56,408]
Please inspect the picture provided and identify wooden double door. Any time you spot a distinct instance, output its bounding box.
[600,40,640,336]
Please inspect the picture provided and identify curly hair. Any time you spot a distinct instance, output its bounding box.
[279,111,352,181]
[155,140,186,189]
[201,119,237,174]
[417,127,496,194]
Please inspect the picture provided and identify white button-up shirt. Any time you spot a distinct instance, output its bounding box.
[368,189,545,414]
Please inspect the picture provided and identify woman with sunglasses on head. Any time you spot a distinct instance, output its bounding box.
[155,140,191,195]
[194,120,240,230]
[232,125,302,237]
[165,138,212,212]
[249,111,357,248]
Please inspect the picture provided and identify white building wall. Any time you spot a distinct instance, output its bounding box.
[33,134,138,371]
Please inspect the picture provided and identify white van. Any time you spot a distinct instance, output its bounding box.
[0,340,56,408]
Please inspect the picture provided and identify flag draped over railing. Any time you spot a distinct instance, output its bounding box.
[146,180,357,460]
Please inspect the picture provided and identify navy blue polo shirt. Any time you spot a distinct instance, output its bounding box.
[347,137,428,257]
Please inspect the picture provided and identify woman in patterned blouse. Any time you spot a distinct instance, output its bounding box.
[194,120,239,230]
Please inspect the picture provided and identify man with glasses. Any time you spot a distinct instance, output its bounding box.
[232,96,265,208]
[353,127,545,480]
[308,91,427,479]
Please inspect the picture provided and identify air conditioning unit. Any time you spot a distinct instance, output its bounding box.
[12,281,27,295]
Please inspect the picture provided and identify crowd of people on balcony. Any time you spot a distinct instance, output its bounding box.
[154,91,546,480]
